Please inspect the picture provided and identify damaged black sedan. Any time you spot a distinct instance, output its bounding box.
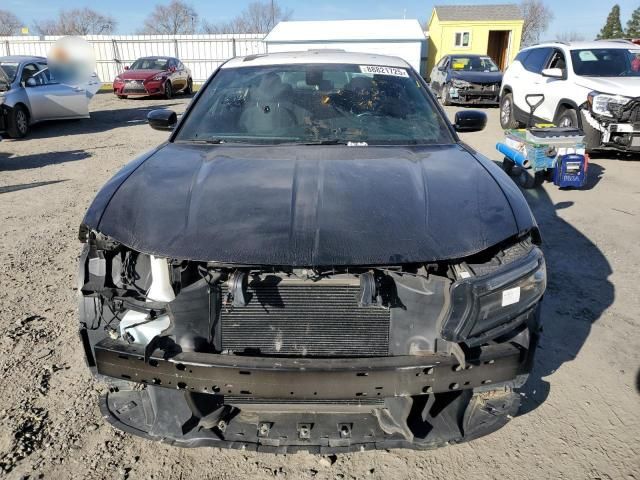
[78,51,546,453]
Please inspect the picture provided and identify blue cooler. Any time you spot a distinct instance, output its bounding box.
[553,154,587,188]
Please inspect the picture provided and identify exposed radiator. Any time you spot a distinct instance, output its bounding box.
[220,280,390,357]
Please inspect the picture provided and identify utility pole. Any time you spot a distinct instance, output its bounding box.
[271,0,275,29]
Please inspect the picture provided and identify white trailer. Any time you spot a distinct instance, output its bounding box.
[264,20,428,75]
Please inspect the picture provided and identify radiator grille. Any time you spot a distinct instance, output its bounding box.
[220,281,390,357]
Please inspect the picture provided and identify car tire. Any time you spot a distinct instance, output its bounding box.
[7,104,29,138]
[578,110,602,152]
[557,108,578,128]
[117,95,128,99]
[503,157,515,175]
[500,93,520,130]
[518,168,545,189]
[185,78,193,95]
[164,81,173,99]
[440,84,451,106]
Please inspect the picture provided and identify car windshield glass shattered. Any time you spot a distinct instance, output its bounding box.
[451,56,499,72]
[571,48,640,77]
[130,58,169,70]
[175,63,454,145]
[0,62,19,82]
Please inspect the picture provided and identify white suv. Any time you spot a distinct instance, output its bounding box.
[500,41,640,152]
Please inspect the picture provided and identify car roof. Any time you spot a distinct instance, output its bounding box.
[223,50,411,69]
[0,55,47,63]
[446,53,488,58]
[524,40,637,50]
[137,56,174,60]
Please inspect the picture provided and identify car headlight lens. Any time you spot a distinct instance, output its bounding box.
[152,74,165,81]
[452,78,472,88]
[588,92,631,118]
[441,247,546,345]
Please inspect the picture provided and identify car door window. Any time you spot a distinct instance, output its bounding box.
[20,63,39,84]
[547,50,567,72]
[514,50,530,65]
[522,48,552,74]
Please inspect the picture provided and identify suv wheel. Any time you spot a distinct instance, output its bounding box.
[578,110,602,152]
[500,93,520,129]
[557,108,578,127]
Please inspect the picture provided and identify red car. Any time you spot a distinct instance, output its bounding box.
[113,56,192,99]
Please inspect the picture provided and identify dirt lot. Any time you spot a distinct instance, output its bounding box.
[0,93,638,480]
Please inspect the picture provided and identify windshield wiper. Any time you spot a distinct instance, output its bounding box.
[182,139,227,144]
[303,139,348,145]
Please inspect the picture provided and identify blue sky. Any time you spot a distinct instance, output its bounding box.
[4,0,639,40]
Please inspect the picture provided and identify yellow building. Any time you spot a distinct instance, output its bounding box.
[427,4,524,76]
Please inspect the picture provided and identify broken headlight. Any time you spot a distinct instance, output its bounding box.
[588,92,631,118]
[452,78,472,88]
[441,247,546,344]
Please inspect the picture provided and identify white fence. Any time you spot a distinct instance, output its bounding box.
[0,34,267,83]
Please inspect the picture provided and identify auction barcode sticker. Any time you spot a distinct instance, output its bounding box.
[502,287,521,307]
[359,65,409,77]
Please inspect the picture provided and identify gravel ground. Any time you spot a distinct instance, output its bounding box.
[0,93,639,480]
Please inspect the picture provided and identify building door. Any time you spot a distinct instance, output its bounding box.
[487,30,510,70]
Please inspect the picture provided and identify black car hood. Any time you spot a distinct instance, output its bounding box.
[83,143,536,266]
[451,70,503,84]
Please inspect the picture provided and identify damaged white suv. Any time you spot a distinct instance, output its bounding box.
[500,40,640,152]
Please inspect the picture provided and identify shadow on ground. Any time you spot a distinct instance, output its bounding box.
[0,150,91,171]
[516,178,614,415]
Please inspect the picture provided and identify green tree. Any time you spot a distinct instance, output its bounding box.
[597,5,625,39]
[626,6,640,38]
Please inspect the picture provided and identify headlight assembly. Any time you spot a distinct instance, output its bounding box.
[588,92,631,118]
[441,246,546,344]
[452,78,472,88]
[152,74,166,81]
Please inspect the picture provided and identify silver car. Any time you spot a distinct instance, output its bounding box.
[0,55,100,138]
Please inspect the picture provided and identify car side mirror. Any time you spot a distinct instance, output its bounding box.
[541,68,564,79]
[148,109,177,131]
[454,110,487,132]
[25,77,37,87]
[124,65,130,70]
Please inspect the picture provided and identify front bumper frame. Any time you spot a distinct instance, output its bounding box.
[94,338,525,399]
[583,108,640,152]
[93,332,535,452]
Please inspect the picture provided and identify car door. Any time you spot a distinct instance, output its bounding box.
[24,63,90,121]
[512,47,553,121]
[537,48,571,121]
[430,56,448,90]
[169,59,184,90]
[177,61,188,88]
